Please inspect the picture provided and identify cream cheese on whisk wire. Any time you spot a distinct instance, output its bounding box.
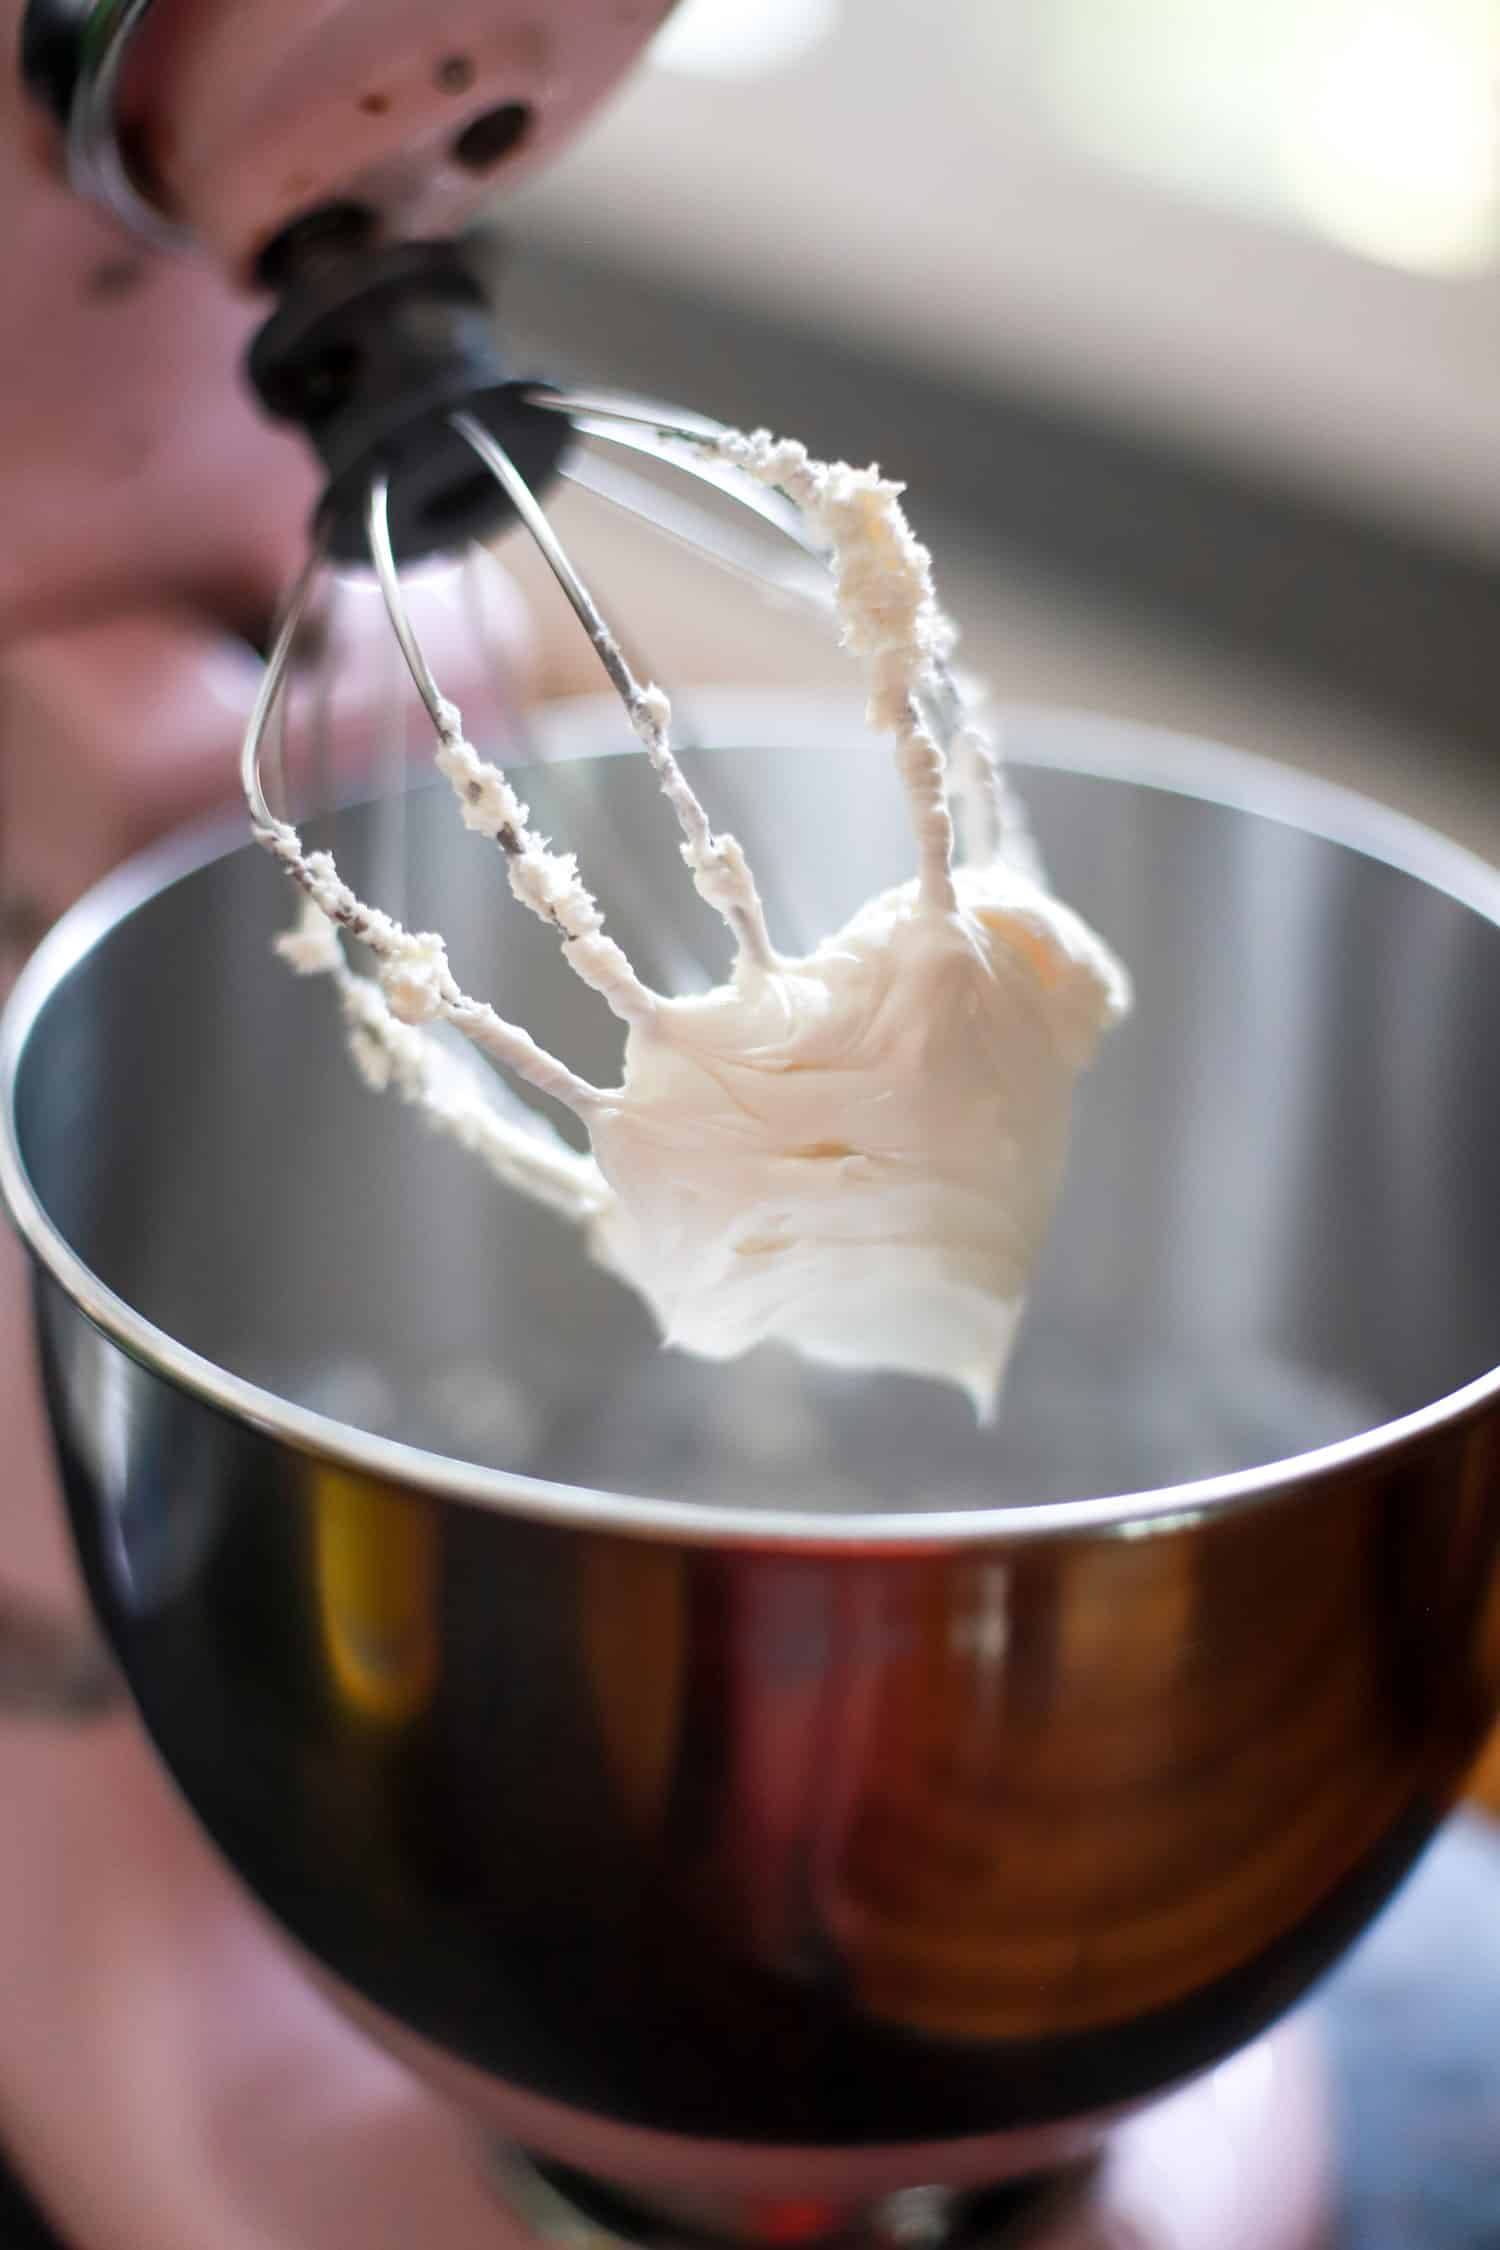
[258,429,1130,1417]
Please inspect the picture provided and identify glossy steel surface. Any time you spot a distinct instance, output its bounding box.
[5,703,1500,2185]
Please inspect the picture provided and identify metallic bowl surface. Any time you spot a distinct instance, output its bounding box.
[5,696,1500,2163]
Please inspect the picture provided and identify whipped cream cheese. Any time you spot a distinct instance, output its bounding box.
[255,428,1130,1414]
[590,861,1125,1413]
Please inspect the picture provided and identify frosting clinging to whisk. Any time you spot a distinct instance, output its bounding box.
[254,423,1130,1414]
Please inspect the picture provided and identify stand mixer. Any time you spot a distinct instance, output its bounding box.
[6,10,1500,2250]
[0,0,648,955]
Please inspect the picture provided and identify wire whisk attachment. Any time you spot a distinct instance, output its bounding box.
[239,390,866,1227]
[238,369,1129,1414]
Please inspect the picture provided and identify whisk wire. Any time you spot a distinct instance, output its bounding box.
[242,538,326,834]
[452,411,648,726]
[242,390,1001,999]
[367,476,448,733]
[307,582,338,840]
[375,608,410,925]
[531,390,825,563]
[559,452,830,617]
[245,392,973,848]
[529,392,981,813]
[453,410,775,969]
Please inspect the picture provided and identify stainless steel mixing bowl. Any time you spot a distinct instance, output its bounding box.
[4,695,1500,2227]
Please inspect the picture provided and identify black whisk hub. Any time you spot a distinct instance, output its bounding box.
[246,237,569,565]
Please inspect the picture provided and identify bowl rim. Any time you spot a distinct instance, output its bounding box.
[4,688,1500,1553]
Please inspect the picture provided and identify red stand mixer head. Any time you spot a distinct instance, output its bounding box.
[1,0,663,635]
[0,0,663,928]
[20,0,666,277]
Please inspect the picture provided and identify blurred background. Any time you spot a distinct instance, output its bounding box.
[486,0,1500,856]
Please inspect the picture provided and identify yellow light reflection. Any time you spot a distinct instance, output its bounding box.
[313,1469,440,1726]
